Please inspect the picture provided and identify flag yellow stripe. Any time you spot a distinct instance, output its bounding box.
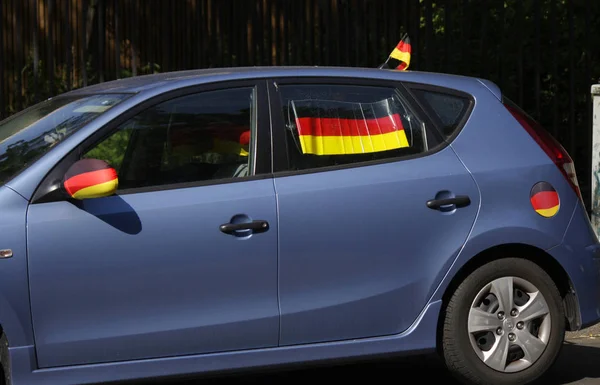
[390,48,411,66]
[298,130,410,155]
[72,179,119,200]
[535,205,559,218]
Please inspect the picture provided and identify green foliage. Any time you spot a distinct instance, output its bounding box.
[15,52,162,117]
[85,129,132,171]
[120,62,162,79]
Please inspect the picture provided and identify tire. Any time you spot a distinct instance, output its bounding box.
[441,258,565,385]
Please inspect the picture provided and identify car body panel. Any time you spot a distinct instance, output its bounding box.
[8,300,442,385]
[27,180,280,367]
[274,145,480,345]
[0,186,33,347]
[426,81,580,302]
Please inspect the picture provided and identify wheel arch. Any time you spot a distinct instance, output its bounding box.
[435,242,580,354]
[0,327,7,385]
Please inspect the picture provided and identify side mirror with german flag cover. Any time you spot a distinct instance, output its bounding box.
[63,158,119,200]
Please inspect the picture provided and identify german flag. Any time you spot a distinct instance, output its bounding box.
[379,34,411,71]
[291,98,409,155]
[64,159,119,200]
[530,182,560,218]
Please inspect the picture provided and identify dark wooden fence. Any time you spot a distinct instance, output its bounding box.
[1,0,598,206]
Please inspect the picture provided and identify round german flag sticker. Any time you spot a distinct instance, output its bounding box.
[530,182,560,218]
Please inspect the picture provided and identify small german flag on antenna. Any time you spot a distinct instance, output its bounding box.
[379,34,411,71]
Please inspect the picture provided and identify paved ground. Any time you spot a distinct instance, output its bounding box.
[138,326,600,384]
[567,322,600,339]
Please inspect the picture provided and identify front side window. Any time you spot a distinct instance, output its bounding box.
[83,87,256,190]
[0,94,129,185]
[277,84,442,172]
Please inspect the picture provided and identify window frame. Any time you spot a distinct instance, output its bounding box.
[267,76,449,176]
[31,79,272,204]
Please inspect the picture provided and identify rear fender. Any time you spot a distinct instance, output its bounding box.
[428,224,570,304]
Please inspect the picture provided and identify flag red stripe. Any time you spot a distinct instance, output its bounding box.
[64,168,118,196]
[530,191,559,211]
[295,114,405,137]
[395,41,412,53]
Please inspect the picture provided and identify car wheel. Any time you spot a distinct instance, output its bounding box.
[441,258,565,385]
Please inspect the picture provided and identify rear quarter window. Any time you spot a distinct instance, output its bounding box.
[409,87,472,138]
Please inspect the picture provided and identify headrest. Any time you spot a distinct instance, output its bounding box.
[239,130,250,146]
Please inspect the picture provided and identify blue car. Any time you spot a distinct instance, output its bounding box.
[0,66,598,385]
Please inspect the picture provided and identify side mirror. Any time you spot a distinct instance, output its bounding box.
[63,159,119,200]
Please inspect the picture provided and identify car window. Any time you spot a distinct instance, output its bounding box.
[276,84,442,172]
[409,88,471,138]
[83,87,256,190]
[0,94,129,186]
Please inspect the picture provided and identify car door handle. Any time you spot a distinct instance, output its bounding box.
[426,195,471,210]
[219,220,269,234]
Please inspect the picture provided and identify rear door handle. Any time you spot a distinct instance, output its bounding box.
[219,220,269,234]
[426,195,471,210]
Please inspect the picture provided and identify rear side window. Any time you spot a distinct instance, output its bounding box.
[410,88,471,138]
[277,84,443,172]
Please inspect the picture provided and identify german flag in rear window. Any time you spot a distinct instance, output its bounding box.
[289,98,410,156]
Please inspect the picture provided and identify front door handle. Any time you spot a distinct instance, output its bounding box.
[219,220,269,234]
[426,195,471,210]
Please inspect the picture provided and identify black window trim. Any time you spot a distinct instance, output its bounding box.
[266,76,453,178]
[31,79,272,204]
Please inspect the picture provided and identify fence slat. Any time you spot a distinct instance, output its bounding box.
[32,0,39,102]
[114,0,120,79]
[46,0,54,96]
[568,0,575,156]
[80,0,88,87]
[478,0,488,80]
[97,0,104,82]
[0,0,4,119]
[550,0,558,139]
[14,0,23,111]
[516,0,523,106]
[585,0,592,197]
[534,0,541,120]
[424,0,433,71]
[66,0,73,89]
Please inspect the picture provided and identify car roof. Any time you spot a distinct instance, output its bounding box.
[62,66,498,98]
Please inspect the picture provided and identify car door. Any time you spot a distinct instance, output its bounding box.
[26,81,280,368]
[268,78,480,346]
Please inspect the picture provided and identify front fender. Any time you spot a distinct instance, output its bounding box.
[0,187,34,347]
